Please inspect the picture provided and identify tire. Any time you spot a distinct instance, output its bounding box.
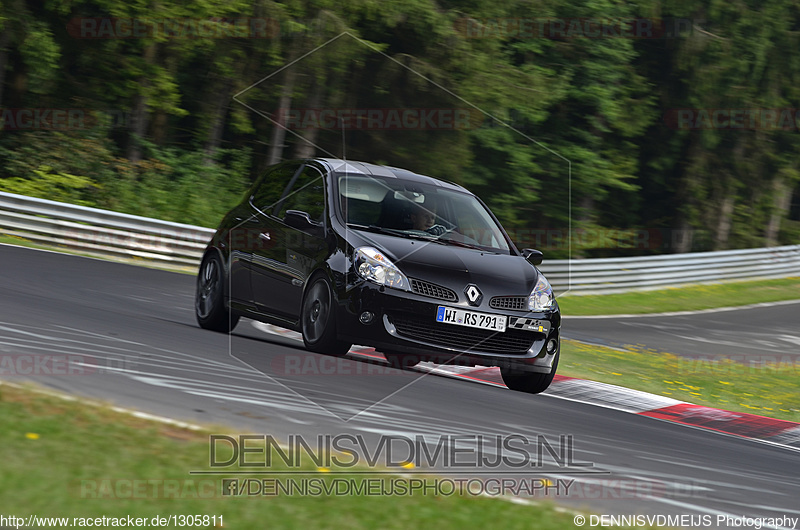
[195,252,240,332]
[501,350,559,394]
[301,274,352,356]
[383,351,422,370]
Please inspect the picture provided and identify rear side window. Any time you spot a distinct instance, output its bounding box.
[275,165,326,223]
[251,163,303,215]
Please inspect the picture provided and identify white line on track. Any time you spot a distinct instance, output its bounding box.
[564,298,800,319]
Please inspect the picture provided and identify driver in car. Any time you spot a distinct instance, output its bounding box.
[410,202,447,236]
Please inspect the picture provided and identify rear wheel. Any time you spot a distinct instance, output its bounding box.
[501,350,559,394]
[195,253,239,332]
[301,275,351,356]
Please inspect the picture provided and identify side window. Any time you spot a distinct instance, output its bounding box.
[250,163,302,215]
[275,165,326,223]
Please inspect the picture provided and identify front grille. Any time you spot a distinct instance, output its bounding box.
[490,296,528,311]
[410,278,458,302]
[389,313,536,355]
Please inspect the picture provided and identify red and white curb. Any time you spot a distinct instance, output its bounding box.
[254,322,800,450]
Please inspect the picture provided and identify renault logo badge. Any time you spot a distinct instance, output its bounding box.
[464,284,483,306]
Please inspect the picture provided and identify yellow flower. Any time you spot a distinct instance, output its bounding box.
[25,433,39,440]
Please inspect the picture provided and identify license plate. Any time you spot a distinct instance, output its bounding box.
[435,306,507,332]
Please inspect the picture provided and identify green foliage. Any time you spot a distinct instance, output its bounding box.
[19,21,61,93]
[0,167,97,205]
[103,143,250,226]
[0,131,118,205]
[0,131,250,227]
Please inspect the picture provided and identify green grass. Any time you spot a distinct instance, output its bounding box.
[0,233,63,253]
[559,340,800,422]
[557,277,800,316]
[1,383,662,529]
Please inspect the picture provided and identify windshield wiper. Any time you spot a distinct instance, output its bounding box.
[347,223,490,250]
[347,223,443,242]
[346,223,426,238]
[435,238,486,251]
[346,223,394,235]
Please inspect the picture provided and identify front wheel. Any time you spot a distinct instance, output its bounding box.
[301,275,351,357]
[195,253,240,332]
[501,350,559,394]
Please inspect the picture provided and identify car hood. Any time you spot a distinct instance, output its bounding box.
[348,230,539,297]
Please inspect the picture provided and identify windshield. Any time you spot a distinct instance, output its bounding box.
[336,173,511,253]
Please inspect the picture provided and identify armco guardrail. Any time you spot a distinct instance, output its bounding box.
[538,245,800,294]
[1,191,799,292]
[0,191,214,268]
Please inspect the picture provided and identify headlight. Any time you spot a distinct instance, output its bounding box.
[528,273,554,311]
[354,247,410,290]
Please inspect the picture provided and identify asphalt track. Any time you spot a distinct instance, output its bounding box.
[566,301,800,363]
[1,244,799,528]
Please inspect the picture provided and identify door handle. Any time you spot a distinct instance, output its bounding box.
[259,232,271,241]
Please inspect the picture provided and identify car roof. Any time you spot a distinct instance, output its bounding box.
[314,158,467,193]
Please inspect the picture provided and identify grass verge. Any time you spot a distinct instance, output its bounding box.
[1,382,650,530]
[559,340,800,422]
[557,277,800,316]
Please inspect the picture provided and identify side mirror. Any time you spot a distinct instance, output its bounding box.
[285,210,322,232]
[521,248,543,266]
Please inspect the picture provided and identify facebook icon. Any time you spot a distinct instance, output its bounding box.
[221,479,239,496]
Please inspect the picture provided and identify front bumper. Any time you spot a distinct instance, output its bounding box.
[336,280,560,373]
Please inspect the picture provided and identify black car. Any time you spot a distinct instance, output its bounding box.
[195,158,561,393]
